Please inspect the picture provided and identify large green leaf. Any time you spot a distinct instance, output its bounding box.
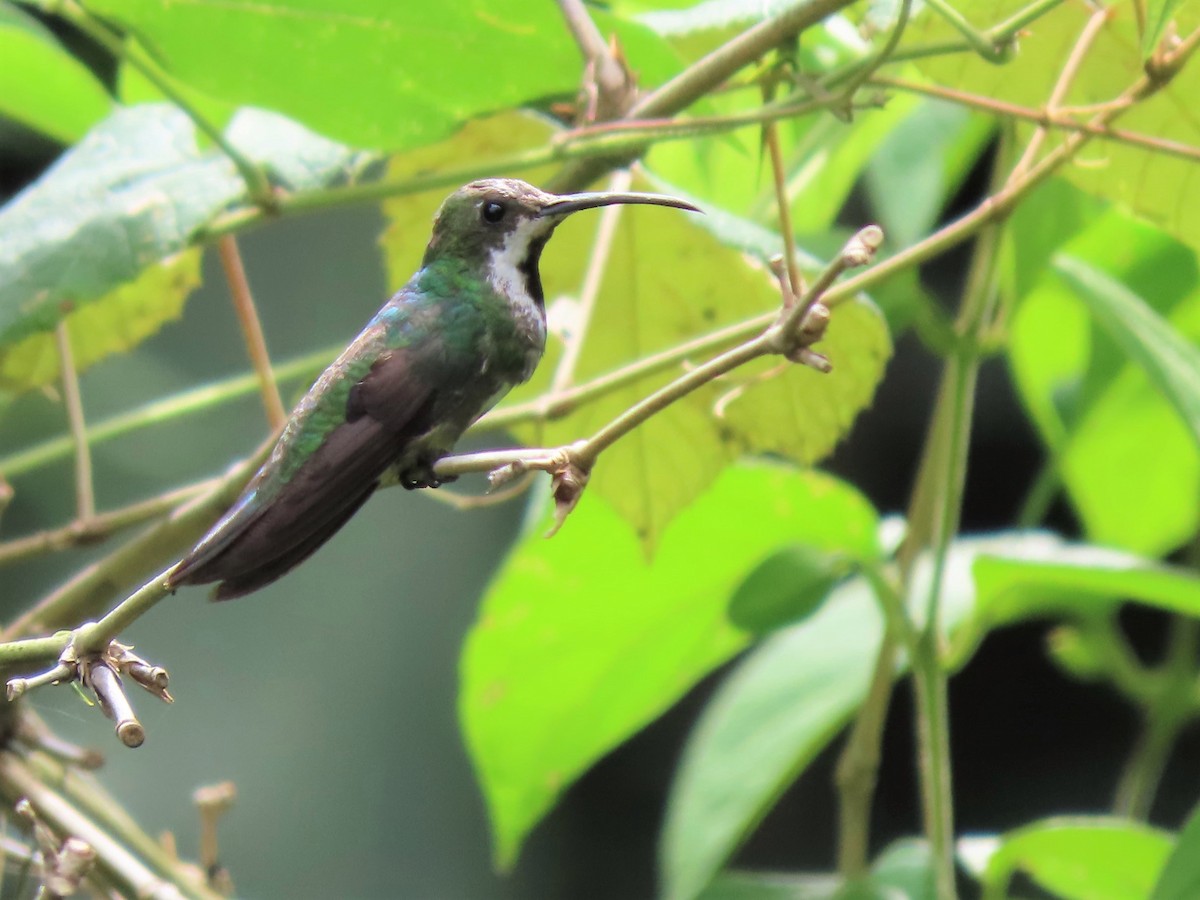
[0,104,366,385]
[928,532,1200,665]
[910,0,1200,252]
[1006,197,1200,555]
[0,249,201,391]
[1152,803,1200,900]
[660,577,885,900]
[976,817,1173,900]
[82,0,676,151]
[864,98,994,249]
[646,87,918,239]
[460,461,880,870]
[1054,254,1200,448]
[0,2,113,143]
[381,115,891,547]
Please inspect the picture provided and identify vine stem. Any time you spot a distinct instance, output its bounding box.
[0,229,879,669]
[550,169,631,394]
[217,236,287,430]
[58,0,273,207]
[54,323,94,523]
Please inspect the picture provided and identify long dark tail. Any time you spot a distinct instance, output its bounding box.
[169,416,402,599]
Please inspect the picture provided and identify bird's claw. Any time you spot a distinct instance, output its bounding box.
[398,458,458,491]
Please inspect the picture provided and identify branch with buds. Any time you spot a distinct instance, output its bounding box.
[0,224,882,742]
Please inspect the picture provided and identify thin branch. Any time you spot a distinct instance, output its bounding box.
[550,169,631,394]
[58,1,273,208]
[1009,7,1112,183]
[217,236,287,430]
[53,323,94,523]
[556,0,629,110]
[922,0,1007,61]
[833,0,914,107]
[3,444,269,641]
[0,754,213,900]
[550,0,860,190]
[0,344,335,479]
[763,118,802,299]
[872,75,1200,164]
[0,481,217,568]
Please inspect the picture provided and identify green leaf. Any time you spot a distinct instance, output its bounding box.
[1143,0,1188,57]
[1152,803,1200,900]
[1006,200,1200,555]
[943,532,1200,664]
[84,0,667,151]
[0,3,113,143]
[382,115,891,547]
[461,462,880,870]
[0,104,366,380]
[1054,254,1200,448]
[864,98,993,249]
[911,0,1200,253]
[661,577,884,900]
[978,817,1173,900]
[697,871,840,899]
[647,93,918,238]
[0,249,201,391]
[726,544,851,634]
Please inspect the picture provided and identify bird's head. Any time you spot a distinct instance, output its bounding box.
[422,178,699,305]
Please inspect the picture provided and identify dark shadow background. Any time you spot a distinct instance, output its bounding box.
[2,28,1197,900]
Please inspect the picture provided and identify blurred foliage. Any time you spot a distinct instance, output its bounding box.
[1,0,1200,898]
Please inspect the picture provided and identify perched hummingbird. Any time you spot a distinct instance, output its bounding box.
[168,178,699,600]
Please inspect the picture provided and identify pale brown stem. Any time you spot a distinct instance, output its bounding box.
[54,323,94,523]
[217,236,286,430]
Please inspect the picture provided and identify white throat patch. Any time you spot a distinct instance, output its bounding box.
[486,217,548,305]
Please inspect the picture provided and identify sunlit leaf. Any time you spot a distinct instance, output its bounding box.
[661,577,884,900]
[1054,254,1200,448]
[1152,803,1200,900]
[0,249,201,391]
[726,544,850,633]
[0,104,366,377]
[461,462,880,870]
[381,115,891,547]
[84,0,678,151]
[978,817,1173,900]
[937,532,1200,665]
[0,3,113,143]
[1006,196,1200,555]
[910,0,1200,253]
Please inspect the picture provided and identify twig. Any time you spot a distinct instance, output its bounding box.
[872,74,1200,164]
[1008,7,1112,183]
[922,0,1007,61]
[762,118,802,299]
[0,480,217,568]
[550,169,632,394]
[0,754,204,900]
[3,443,269,640]
[216,236,287,430]
[0,345,335,479]
[832,0,913,109]
[54,323,94,524]
[57,0,273,208]
[556,0,632,119]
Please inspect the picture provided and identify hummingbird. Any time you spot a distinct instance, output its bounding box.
[168,178,699,600]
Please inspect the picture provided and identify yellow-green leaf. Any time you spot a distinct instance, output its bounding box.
[0,249,202,391]
[910,0,1200,252]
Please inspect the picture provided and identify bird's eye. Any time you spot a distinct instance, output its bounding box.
[481,201,506,224]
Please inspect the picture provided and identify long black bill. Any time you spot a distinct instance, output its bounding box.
[538,191,702,218]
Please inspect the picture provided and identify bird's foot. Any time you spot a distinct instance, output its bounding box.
[398,457,457,490]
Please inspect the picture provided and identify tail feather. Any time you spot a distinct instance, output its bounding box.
[210,482,377,600]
